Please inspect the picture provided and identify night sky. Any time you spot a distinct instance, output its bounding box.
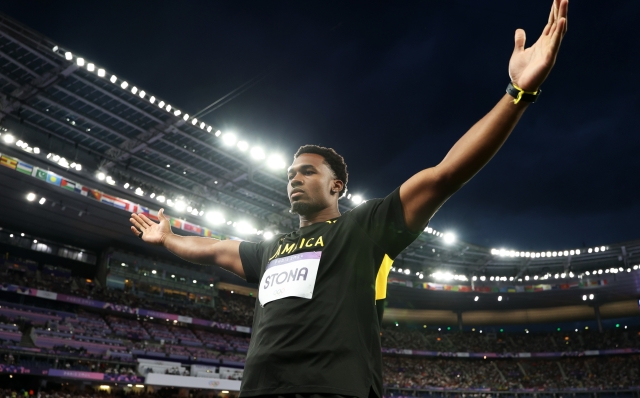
[3,1,638,251]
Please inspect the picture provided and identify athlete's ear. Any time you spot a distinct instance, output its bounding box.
[331,179,344,195]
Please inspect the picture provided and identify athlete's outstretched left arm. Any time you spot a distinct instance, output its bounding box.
[400,0,568,232]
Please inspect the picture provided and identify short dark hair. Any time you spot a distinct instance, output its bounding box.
[294,145,348,197]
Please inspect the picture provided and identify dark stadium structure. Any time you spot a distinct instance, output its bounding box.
[0,12,639,398]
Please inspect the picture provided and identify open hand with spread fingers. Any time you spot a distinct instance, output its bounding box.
[509,0,569,92]
[130,208,172,246]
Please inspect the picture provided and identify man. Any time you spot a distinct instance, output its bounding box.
[130,1,568,397]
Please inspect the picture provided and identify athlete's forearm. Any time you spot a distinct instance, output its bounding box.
[436,94,529,191]
[162,233,222,266]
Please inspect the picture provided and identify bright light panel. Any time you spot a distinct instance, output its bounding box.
[2,133,15,144]
[206,211,225,225]
[443,232,456,244]
[250,147,265,160]
[237,141,249,151]
[267,154,286,170]
[222,133,237,146]
[26,192,36,201]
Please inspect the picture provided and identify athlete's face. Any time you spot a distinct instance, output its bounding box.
[287,153,342,216]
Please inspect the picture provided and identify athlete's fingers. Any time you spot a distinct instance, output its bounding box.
[159,208,168,221]
[130,217,146,232]
[130,226,142,236]
[131,213,152,227]
[135,212,155,226]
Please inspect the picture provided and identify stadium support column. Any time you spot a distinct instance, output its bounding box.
[457,311,463,331]
[594,305,603,333]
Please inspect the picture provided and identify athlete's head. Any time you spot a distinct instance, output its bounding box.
[288,145,348,216]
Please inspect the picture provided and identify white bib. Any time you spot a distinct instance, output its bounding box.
[258,251,321,307]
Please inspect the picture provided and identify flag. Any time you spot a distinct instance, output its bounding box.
[35,168,47,181]
[112,197,128,211]
[101,194,116,207]
[170,218,182,228]
[79,185,89,196]
[87,189,102,201]
[16,161,33,175]
[124,201,139,214]
[0,155,18,169]
[146,209,159,222]
[203,228,211,237]
[46,172,62,186]
[61,179,76,191]
[183,221,202,235]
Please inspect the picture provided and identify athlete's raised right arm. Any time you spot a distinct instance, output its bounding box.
[129,209,245,279]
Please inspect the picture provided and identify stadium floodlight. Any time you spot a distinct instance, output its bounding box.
[76,57,85,66]
[139,90,146,98]
[33,147,40,154]
[151,270,156,274]
[123,182,130,189]
[187,206,193,213]
[193,280,197,284]
[97,68,105,77]
[131,86,138,95]
[263,231,274,240]
[497,296,503,301]
[480,276,486,281]
[87,63,95,72]
[157,195,165,203]
[200,122,206,129]
[166,104,172,112]
[237,141,249,152]
[120,81,129,89]
[26,193,36,202]
[418,274,424,279]
[236,221,257,235]
[351,195,363,205]
[106,176,115,185]
[207,126,213,133]
[110,75,117,83]
[215,130,222,137]
[250,146,266,160]
[174,200,186,212]
[267,154,286,170]
[474,296,479,302]
[75,163,82,171]
[135,187,144,196]
[489,276,495,281]
[39,197,46,205]
[206,211,225,225]
[2,133,15,144]
[560,273,566,278]
[191,208,198,216]
[192,118,198,125]
[158,101,165,108]
[472,276,477,281]
[600,246,605,251]
[97,172,106,181]
[222,133,237,146]
[65,52,73,60]
[182,113,189,121]
[585,271,590,275]
[150,193,156,199]
[404,269,411,275]
[52,45,59,52]
[582,295,587,301]
[589,294,594,300]
[525,275,530,281]
[149,96,156,104]
[443,232,456,244]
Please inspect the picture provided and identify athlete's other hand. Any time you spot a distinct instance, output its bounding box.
[508,0,568,92]
[130,208,172,246]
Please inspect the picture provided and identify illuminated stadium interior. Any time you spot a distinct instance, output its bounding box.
[0,10,639,398]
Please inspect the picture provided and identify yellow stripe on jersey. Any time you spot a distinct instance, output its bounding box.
[375,254,394,301]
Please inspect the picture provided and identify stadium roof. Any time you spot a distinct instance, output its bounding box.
[0,12,639,289]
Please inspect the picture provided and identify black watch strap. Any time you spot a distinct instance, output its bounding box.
[506,82,541,104]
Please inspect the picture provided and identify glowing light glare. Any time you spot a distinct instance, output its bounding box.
[236,221,257,235]
[250,146,266,160]
[351,195,363,205]
[97,172,106,181]
[26,192,36,201]
[87,63,95,71]
[237,140,249,151]
[135,187,144,196]
[76,57,85,66]
[123,182,130,189]
[156,195,166,203]
[174,200,186,212]
[474,296,479,302]
[38,197,46,205]
[222,133,237,146]
[183,114,189,121]
[589,294,594,300]
[110,75,117,83]
[263,231,274,240]
[497,296,503,301]
[443,232,456,244]
[33,147,40,154]
[2,133,15,144]
[150,193,156,199]
[120,81,129,89]
[267,154,286,170]
[65,52,73,60]
[149,96,156,104]
[206,126,213,133]
[200,122,206,129]
[97,68,105,77]
[192,118,198,125]
[158,101,165,108]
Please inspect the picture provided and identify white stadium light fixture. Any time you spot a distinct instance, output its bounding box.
[237,141,249,152]
[206,126,213,133]
[215,130,222,137]
[120,81,129,89]
[34,147,40,154]
[123,182,130,189]
[174,200,186,212]
[139,90,146,98]
[443,232,456,244]
[98,68,105,77]
[110,75,117,83]
[131,86,138,94]
[97,172,106,181]
[2,133,15,144]
[149,96,156,104]
[183,114,189,121]
[39,197,46,205]
[192,118,198,125]
[150,193,156,199]
[250,147,266,160]
[76,57,85,66]
[200,122,206,129]
[166,104,172,112]
[267,154,286,170]
[87,63,95,71]
[52,45,58,52]
[158,101,165,108]
[187,206,193,213]
[157,195,165,203]
[65,52,73,60]
[474,296,479,302]
[26,193,36,202]
[222,133,237,146]
[498,296,503,301]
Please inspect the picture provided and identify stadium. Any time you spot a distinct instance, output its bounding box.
[0,5,639,398]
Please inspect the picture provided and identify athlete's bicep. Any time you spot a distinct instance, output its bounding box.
[399,167,455,233]
[211,240,246,279]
